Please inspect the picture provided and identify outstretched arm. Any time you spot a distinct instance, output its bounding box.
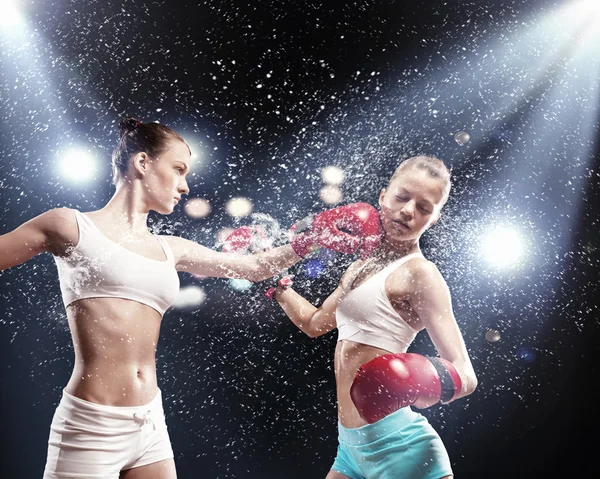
[167,202,382,283]
[166,235,302,282]
[0,208,75,271]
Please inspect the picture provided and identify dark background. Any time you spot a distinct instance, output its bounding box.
[1,0,599,477]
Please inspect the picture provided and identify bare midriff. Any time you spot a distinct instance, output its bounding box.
[335,339,399,429]
[63,297,163,407]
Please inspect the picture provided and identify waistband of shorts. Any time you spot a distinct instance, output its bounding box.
[338,407,420,445]
[61,388,163,417]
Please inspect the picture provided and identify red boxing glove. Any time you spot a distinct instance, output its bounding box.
[221,225,273,254]
[290,203,382,259]
[350,353,462,424]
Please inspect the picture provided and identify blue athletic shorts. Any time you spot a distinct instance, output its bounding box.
[331,407,453,479]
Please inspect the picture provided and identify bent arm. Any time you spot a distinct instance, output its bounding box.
[408,260,478,402]
[167,235,302,282]
[272,284,344,338]
[0,208,73,271]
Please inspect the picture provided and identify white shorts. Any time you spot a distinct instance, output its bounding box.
[43,389,174,479]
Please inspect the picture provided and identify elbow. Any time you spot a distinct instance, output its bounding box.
[469,375,479,395]
[305,324,330,339]
[303,322,324,339]
[463,373,478,396]
[305,329,320,339]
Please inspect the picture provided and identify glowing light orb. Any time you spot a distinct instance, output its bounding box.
[184,198,212,219]
[172,286,206,309]
[320,185,343,205]
[321,166,345,185]
[226,197,253,218]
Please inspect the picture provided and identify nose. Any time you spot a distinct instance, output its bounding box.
[400,200,415,218]
[178,179,189,196]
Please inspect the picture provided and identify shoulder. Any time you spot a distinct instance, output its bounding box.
[33,208,79,255]
[406,256,440,278]
[158,234,213,266]
[34,207,77,233]
[403,256,450,298]
[390,255,446,289]
[159,234,192,252]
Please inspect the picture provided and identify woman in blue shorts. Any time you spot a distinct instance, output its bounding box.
[269,156,478,479]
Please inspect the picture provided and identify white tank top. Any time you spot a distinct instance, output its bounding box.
[53,210,180,316]
[335,253,422,353]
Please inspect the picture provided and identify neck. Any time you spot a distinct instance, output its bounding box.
[373,236,421,262]
[100,182,151,234]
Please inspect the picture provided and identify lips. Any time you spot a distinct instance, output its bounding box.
[393,220,410,231]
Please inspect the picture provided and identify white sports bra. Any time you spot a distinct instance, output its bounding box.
[335,253,422,353]
[53,210,180,316]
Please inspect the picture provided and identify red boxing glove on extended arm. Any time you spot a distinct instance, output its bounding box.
[290,202,382,259]
[350,352,462,424]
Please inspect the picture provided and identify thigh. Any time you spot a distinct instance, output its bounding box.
[44,414,127,478]
[120,458,177,479]
[366,422,453,479]
[331,442,365,479]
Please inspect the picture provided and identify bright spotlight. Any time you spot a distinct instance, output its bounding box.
[481,226,524,268]
[321,166,345,185]
[59,149,98,183]
[0,1,24,28]
[225,197,253,218]
[172,286,206,309]
[576,0,600,14]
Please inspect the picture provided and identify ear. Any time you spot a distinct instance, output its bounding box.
[378,188,386,208]
[132,152,149,177]
[430,210,441,227]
